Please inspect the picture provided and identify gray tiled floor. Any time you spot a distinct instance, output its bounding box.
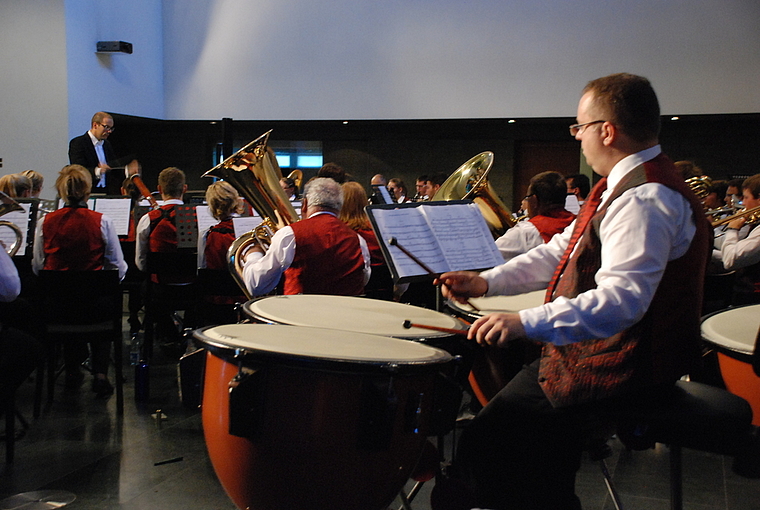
[1,319,759,510]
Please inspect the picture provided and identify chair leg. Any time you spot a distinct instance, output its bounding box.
[669,444,683,510]
[5,394,14,463]
[599,458,625,510]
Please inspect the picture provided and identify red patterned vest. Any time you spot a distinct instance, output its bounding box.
[539,154,711,407]
[204,219,235,271]
[284,213,365,296]
[42,206,105,271]
[529,209,576,243]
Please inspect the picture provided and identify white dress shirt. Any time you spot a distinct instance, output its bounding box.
[480,145,697,346]
[0,248,20,302]
[494,221,546,262]
[88,131,108,187]
[720,225,760,271]
[242,211,371,297]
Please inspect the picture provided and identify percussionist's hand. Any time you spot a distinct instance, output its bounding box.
[435,271,488,303]
[469,312,525,348]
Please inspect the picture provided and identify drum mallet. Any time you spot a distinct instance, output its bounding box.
[388,237,480,312]
[403,320,468,336]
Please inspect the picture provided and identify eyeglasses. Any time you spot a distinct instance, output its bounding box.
[569,120,605,136]
[99,123,115,133]
[522,194,535,201]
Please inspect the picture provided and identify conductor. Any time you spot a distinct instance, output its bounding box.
[68,111,139,195]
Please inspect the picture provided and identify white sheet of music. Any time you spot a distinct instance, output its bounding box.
[93,198,132,237]
[195,205,217,235]
[232,216,262,237]
[371,202,503,279]
[0,204,31,256]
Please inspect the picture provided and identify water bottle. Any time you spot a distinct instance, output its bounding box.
[129,335,141,366]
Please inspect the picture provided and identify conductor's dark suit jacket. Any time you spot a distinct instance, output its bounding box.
[68,133,125,195]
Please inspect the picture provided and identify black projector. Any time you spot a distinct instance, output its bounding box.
[96,41,133,54]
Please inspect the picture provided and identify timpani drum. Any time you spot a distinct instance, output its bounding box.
[242,294,467,346]
[447,290,546,406]
[701,304,760,426]
[196,324,452,510]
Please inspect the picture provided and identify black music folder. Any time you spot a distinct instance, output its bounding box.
[366,200,503,283]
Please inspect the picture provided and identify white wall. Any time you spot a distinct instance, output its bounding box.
[162,0,760,120]
[65,0,165,137]
[0,0,69,198]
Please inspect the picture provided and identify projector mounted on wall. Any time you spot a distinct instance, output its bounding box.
[96,41,133,54]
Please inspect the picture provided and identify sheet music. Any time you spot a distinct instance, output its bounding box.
[0,204,32,256]
[565,195,580,215]
[93,198,132,236]
[232,216,261,237]
[369,201,503,280]
[195,205,217,235]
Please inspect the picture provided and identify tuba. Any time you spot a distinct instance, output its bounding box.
[202,130,299,299]
[0,192,24,256]
[431,151,516,237]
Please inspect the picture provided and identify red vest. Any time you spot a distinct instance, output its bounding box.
[204,219,235,271]
[529,209,576,243]
[539,154,711,407]
[42,206,105,271]
[284,213,365,296]
[148,204,178,253]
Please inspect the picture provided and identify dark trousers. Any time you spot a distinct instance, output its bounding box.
[454,359,669,510]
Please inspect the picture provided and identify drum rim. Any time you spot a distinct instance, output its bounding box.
[242,294,465,339]
[193,324,453,372]
[700,303,760,357]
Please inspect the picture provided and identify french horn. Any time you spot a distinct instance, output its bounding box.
[202,130,299,299]
[0,192,24,256]
[431,151,516,237]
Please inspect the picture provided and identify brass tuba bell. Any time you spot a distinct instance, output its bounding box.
[431,151,516,237]
[202,130,299,299]
[0,192,24,256]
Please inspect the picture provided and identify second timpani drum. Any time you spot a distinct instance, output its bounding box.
[447,290,546,406]
[701,304,760,426]
[196,324,452,510]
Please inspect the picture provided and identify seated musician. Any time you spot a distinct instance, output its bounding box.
[339,181,394,300]
[0,173,32,198]
[433,73,710,510]
[134,167,187,274]
[715,173,760,305]
[494,171,576,262]
[22,170,44,198]
[32,164,127,397]
[242,177,370,297]
[0,247,44,411]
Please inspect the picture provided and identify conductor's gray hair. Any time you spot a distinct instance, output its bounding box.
[304,177,344,211]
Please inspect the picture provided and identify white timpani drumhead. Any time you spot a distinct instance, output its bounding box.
[701,304,760,356]
[462,290,546,314]
[196,324,452,364]
[244,295,465,339]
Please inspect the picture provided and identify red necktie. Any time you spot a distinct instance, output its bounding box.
[544,177,608,302]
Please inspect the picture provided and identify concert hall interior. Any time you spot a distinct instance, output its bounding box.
[2,1,760,510]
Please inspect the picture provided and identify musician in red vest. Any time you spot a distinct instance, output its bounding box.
[434,73,711,510]
[32,164,127,397]
[134,167,187,273]
[494,171,576,262]
[242,177,370,297]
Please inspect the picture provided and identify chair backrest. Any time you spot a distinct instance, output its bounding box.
[146,250,198,278]
[197,268,244,297]
[38,270,121,326]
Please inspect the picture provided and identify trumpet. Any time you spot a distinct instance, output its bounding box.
[0,192,24,256]
[711,205,760,228]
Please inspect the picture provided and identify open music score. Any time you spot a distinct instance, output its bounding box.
[367,200,503,283]
[0,201,36,257]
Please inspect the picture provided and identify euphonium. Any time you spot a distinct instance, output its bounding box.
[686,175,712,203]
[202,130,299,299]
[0,192,24,256]
[431,151,516,237]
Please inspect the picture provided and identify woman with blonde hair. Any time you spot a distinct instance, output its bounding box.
[0,173,32,198]
[339,181,393,300]
[32,164,127,397]
[21,170,44,197]
[198,181,244,270]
